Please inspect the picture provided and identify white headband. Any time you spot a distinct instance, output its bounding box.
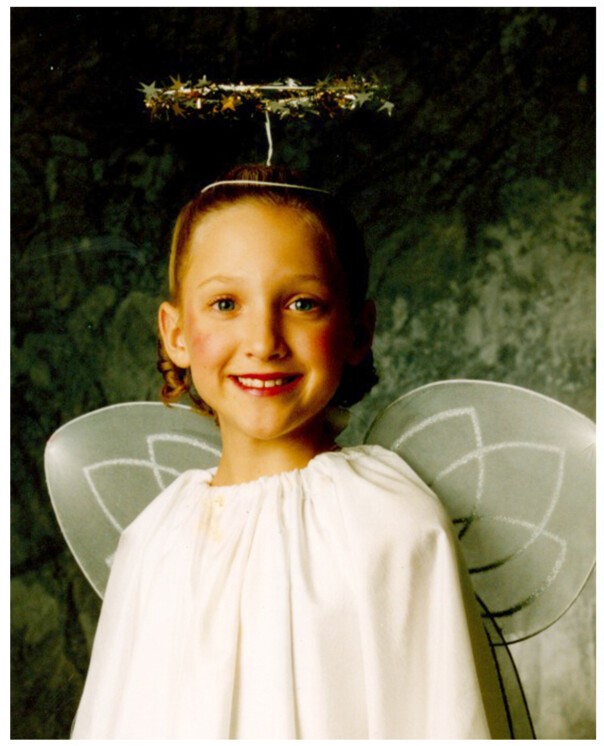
[200,179,332,195]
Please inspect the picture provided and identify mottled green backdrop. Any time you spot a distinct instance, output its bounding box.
[11,8,595,739]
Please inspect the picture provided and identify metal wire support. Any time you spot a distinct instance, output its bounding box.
[264,111,274,166]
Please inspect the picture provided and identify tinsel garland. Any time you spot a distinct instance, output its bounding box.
[140,75,394,120]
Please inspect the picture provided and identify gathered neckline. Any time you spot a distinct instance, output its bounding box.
[205,446,346,492]
[205,444,375,492]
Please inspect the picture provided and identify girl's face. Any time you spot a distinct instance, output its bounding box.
[160,199,371,449]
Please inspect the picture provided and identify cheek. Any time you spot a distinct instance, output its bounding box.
[183,309,225,365]
[186,331,226,372]
[302,325,352,370]
[313,328,339,358]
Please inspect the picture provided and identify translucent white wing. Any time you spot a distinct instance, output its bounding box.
[44,402,222,598]
[364,380,595,644]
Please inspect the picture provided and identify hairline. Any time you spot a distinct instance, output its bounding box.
[172,193,344,303]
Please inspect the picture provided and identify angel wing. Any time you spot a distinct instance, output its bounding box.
[44,402,221,598]
[363,379,596,645]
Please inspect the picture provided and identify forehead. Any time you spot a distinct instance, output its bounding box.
[194,198,326,240]
[187,199,338,273]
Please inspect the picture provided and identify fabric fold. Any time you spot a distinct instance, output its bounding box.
[71,445,508,739]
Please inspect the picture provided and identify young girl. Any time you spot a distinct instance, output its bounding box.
[71,164,508,739]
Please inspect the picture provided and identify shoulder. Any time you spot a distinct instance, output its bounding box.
[312,446,461,578]
[316,445,452,532]
[335,444,434,490]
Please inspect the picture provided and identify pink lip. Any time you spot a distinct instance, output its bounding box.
[229,373,302,397]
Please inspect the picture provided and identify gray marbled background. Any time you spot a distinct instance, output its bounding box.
[11,8,594,738]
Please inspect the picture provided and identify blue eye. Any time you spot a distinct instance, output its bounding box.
[212,298,236,312]
[290,297,319,312]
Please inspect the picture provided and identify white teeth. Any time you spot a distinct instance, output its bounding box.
[237,377,290,388]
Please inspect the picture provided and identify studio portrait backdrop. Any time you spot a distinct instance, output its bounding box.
[11,7,595,739]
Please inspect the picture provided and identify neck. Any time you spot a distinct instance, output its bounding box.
[211,425,337,487]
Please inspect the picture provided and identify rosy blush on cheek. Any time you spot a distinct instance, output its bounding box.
[314,330,339,358]
[188,332,223,365]
[186,332,231,396]
[303,326,351,370]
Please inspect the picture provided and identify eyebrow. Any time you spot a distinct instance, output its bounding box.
[195,273,328,290]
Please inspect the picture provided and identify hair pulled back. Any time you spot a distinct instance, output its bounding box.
[158,164,378,416]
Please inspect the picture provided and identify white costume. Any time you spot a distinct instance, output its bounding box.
[72,445,507,738]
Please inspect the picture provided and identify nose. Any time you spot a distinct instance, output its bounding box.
[244,305,289,361]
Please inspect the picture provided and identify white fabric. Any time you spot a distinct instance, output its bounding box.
[71,445,508,739]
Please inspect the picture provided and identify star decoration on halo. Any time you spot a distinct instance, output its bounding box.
[139,81,160,101]
[267,100,290,118]
[378,101,395,117]
[355,91,374,107]
[140,75,394,122]
[220,95,239,112]
[169,75,189,91]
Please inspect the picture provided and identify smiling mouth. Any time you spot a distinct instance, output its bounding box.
[230,374,301,394]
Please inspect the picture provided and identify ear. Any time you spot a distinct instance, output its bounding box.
[347,299,376,367]
[158,301,191,369]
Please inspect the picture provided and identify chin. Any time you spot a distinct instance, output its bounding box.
[229,414,324,446]
[244,423,302,443]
